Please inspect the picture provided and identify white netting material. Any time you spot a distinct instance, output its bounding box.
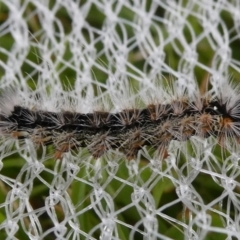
[0,0,240,239]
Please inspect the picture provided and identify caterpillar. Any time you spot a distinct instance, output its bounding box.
[0,80,239,160]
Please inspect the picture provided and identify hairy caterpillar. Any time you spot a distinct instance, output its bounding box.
[0,80,239,160]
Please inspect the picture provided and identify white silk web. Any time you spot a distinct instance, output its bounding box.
[0,0,240,239]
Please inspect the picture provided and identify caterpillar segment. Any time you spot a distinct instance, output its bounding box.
[0,97,238,159]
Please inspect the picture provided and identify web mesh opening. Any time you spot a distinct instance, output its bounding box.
[0,0,240,239]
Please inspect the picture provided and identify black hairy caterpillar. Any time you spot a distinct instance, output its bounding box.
[0,86,239,160]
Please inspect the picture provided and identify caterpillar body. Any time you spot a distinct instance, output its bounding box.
[0,81,239,160]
